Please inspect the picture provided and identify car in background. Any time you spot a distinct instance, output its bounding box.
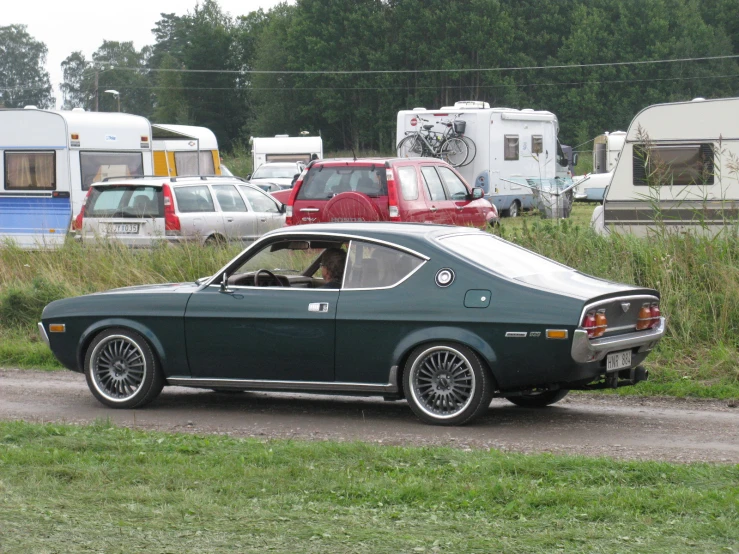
[285,158,497,227]
[40,222,663,425]
[75,176,285,246]
[247,162,305,190]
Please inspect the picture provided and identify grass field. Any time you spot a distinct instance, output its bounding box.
[0,420,737,553]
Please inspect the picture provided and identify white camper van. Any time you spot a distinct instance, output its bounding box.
[592,97,739,236]
[250,135,323,171]
[396,101,570,216]
[574,131,626,202]
[0,108,153,247]
[152,124,221,177]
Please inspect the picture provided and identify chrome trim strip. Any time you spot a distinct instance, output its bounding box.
[578,294,658,325]
[505,331,527,338]
[167,376,399,394]
[37,322,50,348]
[571,317,666,363]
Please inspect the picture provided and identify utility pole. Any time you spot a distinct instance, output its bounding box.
[94,69,99,112]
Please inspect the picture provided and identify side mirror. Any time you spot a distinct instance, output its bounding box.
[246,174,251,180]
[470,187,484,200]
[279,203,287,214]
[572,153,579,166]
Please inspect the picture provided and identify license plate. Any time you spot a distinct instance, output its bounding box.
[105,223,139,234]
[606,350,632,371]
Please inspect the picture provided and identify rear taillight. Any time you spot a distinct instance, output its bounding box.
[386,167,400,220]
[582,311,597,337]
[286,170,306,225]
[162,184,180,234]
[649,303,661,329]
[636,303,652,330]
[72,188,93,231]
[594,309,607,338]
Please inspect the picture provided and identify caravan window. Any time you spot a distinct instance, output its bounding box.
[532,136,543,154]
[4,152,56,190]
[80,152,144,190]
[504,136,519,160]
[633,144,714,186]
[174,151,215,176]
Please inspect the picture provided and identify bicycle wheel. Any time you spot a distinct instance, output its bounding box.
[460,136,476,166]
[397,135,424,158]
[440,137,469,167]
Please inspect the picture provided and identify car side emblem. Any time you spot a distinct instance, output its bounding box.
[621,302,630,313]
[435,268,455,287]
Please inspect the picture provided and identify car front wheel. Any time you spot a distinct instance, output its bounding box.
[84,328,164,409]
[505,389,569,408]
[404,342,494,426]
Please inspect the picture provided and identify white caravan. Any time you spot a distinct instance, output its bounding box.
[396,101,570,216]
[250,135,323,171]
[0,107,153,247]
[152,124,221,177]
[592,97,739,236]
[574,131,626,202]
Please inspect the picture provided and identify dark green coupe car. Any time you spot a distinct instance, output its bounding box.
[39,223,665,425]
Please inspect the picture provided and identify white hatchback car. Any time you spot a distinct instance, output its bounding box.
[77,176,286,246]
[247,162,305,190]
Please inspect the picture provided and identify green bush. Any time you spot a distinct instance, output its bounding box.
[0,276,73,329]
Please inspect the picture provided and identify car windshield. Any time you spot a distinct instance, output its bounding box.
[297,165,388,199]
[438,233,571,279]
[86,185,163,218]
[252,165,298,179]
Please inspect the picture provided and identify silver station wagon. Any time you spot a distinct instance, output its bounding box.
[76,176,286,246]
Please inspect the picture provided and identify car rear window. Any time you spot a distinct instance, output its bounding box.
[297,166,387,200]
[86,185,163,218]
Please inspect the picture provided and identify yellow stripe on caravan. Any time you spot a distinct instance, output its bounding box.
[153,151,169,177]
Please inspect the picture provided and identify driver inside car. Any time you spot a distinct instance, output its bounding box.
[319,248,346,289]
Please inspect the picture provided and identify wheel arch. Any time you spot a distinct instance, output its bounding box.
[391,326,499,397]
[77,319,168,373]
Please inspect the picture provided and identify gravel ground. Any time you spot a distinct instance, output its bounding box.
[1,368,738,463]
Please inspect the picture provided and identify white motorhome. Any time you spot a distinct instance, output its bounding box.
[592,97,739,236]
[250,135,323,171]
[396,101,570,216]
[0,107,153,247]
[152,124,221,177]
[574,131,626,202]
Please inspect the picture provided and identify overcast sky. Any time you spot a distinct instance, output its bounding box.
[4,0,291,107]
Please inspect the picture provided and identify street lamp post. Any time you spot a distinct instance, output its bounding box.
[103,90,121,112]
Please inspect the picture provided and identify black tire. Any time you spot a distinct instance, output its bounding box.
[84,328,164,409]
[397,135,424,158]
[403,342,494,426]
[205,234,227,246]
[440,137,469,167]
[505,200,520,218]
[505,389,569,408]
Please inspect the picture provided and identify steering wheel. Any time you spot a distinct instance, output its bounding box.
[254,269,285,287]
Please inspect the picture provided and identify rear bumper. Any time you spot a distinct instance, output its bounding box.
[571,317,666,363]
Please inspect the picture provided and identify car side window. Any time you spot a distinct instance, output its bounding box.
[174,185,215,213]
[343,241,424,289]
[239,185,280,213]
[421,166,447,201]
[397,166,419,201]
[213,185,247,212]
[437,166,469,200]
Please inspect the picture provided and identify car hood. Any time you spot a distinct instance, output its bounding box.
[99,282,201,295]
[514,270,651,301]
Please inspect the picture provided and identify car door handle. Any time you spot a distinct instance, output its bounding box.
[260,217,266,222]
[226,217,234,222]
[429,207,437,211]
[308,302,329,312]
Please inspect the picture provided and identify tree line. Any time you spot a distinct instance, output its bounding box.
[2,0,738,153]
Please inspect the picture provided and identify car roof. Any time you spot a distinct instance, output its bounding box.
[90,176,256,189]
[262,221,485,242]
[310,157,447,167]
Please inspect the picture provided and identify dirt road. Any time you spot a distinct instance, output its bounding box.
[2,369,738,463]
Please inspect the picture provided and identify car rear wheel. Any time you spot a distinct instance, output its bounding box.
[506,200,520,218]
[505,389,569,408]
[403,342,494,426]
[84,328,164,409]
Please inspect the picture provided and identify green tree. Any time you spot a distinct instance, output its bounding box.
[151,53,192,124]
[0,24,53,108]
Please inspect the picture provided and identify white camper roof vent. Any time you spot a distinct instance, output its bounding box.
[691,97,706,102]
[521,108,534,112]
[274,134,289,138]
[413,107,426,111]
[23,105,38,110]
[71,107,85,112]
[454,101,490,109]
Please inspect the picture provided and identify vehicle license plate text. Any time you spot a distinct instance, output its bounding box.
[106,223,139,234]
[606,350,632,371]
